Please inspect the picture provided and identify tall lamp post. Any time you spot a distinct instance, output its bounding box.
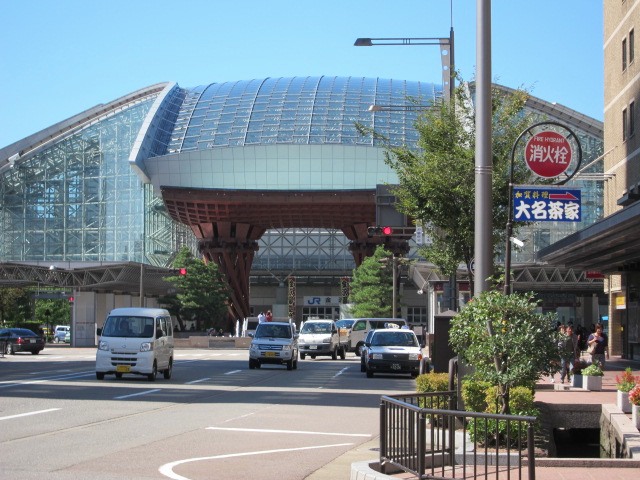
[354,28,455,103]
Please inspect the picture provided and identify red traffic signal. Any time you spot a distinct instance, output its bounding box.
[179,268,187,276]
[367,226,394,237]
[68,296,74,303]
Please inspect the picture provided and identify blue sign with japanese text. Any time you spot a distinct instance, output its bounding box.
[513,186,581,222]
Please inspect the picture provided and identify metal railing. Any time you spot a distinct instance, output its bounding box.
[380,391,537,480]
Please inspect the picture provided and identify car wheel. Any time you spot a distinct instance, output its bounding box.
[7,343,14,355]
[32,350,40,355]
[96,372,105,380]
[300,353,306,360]
[147,363,157,381]
[163,359,173,379]
[360,359,366,372]
[287,359,294,370]
[366,368,374,378]
[115,372,123,379]
[355,343,364,357]
[293,358,298,370]
[310,355,316,359]
[339,347,346,360]
[249,359,256,369]
[331,347,337,360]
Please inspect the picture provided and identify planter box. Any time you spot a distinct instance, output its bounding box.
[633,405,640,429]
[571,374,583,388]
[617,390,632,413]
[583,375,602,391]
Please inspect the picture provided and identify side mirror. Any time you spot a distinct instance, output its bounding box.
[294,333,299,339]
[96,328,102,336]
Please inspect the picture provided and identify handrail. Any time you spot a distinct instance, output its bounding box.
[380,391,537,480]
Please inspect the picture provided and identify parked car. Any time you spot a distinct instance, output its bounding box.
[298,319,347,360]
[0,328,45,355]
[53,325,70,343]
[248,321,298,370]
[64,330,71,343]
[362,328,427,378]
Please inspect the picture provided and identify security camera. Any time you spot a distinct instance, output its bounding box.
[417,289,424,295]
[509,236,525,248]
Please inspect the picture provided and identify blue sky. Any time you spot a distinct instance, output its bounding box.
[0,0,603,148]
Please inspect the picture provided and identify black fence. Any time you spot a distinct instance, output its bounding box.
[380,391,537,480]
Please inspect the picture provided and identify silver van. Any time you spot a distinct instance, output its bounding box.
[349,318,408,356]
[95,307,174,381]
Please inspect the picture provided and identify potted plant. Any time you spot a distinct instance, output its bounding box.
[571,359,588,388]
[629,384,640,429]
[581,363,604,391]
[616,368,637,413]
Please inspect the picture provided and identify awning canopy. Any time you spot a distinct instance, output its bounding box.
[537,201,640,273]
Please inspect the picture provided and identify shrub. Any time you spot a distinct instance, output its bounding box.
[616,367,638,392]
[461,378,493,413]
[416,372,450,393]
[629,384,640,406]
[582,363,604,376]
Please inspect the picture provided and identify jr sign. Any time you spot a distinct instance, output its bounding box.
[524,130,572,178]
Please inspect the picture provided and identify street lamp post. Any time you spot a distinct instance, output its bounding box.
[354,28,455,102]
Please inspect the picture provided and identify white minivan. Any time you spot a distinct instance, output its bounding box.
[95,307,174,381]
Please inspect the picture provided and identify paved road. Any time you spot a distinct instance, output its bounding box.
[0,346,414,480]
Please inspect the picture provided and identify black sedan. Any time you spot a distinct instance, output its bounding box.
[0,328,45,355]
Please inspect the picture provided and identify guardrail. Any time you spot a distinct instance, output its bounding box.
[380,391,537,480]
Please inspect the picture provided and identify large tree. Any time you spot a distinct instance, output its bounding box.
[348,245,394,318]
[382,81,535,287]
[160,247,230,332]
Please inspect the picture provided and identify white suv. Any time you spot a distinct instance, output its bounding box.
[248,322,298,370]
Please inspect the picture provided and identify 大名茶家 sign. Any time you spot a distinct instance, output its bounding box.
[513,186,581,222]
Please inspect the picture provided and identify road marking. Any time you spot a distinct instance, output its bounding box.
[159,443,354,480]
[114,389,161,400]
[224,370,242,375]
[333,367,350,378]
[0,408,60,421]
[206,427,371,437]
[185,378,210,385]
[0,371,95,388]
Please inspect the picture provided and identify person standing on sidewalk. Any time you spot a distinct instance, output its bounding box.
[587,323,609,368]
[559,325,580,383]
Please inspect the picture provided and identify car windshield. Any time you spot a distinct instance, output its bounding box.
[336,320,354,329]
[12,328,38,337]
[101,316,155,338]
[300,322,331,334]
[372,331,418,347]
[255,324,291,339]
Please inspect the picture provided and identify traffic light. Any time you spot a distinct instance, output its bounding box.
[179,267,187,276]
[367,226,394,237]
[68,296,74,303]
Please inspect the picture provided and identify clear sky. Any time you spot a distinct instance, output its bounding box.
[0,0,603,148]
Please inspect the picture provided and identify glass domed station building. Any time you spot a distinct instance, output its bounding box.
[0,77,604,345]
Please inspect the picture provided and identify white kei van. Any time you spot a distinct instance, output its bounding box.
[349,318,408,356]
[95,307,174,381]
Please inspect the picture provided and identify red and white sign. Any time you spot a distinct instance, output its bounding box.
[524,131,572,178]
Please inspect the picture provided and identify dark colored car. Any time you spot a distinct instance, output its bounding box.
[0,328,45,355]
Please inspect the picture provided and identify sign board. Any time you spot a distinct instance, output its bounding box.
[513,186,581,222]
[524,131,572,178]
[585,271,605,279]
[304,296,341,306]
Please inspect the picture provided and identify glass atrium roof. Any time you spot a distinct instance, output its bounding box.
[166,77,440,153]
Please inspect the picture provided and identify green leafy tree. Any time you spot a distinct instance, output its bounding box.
[348,245,394,317]
[382,81,535,287]
[0,287,32,327]
[160,247,230,332]
[449,290,558,414]
[35,299,71,337]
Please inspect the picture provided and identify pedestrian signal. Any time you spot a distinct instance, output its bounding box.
[367,226,394,237]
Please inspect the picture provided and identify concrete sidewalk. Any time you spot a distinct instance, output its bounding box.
[305,356,640,479]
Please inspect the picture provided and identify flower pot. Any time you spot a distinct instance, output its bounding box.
[571,374,583,388]
[618,390,632,413]
[633,405,640,430]
[583,375,602,391]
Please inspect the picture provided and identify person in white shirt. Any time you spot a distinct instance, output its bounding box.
[257,311,266,323]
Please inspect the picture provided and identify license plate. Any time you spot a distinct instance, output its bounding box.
[391,363,401,370]
[310,345,318,350]
[265,351,276,357]
[116,365,131,373]
[29,339,35,343]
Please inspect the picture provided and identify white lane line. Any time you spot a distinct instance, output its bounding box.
[0,408,61,421]
[333,367,350,378]
[159,443,354,480]
[114,389,161,400]
[206,427,371,437]
[0,371,95,388]
[224,370,242,375]
[185,378,210,385]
